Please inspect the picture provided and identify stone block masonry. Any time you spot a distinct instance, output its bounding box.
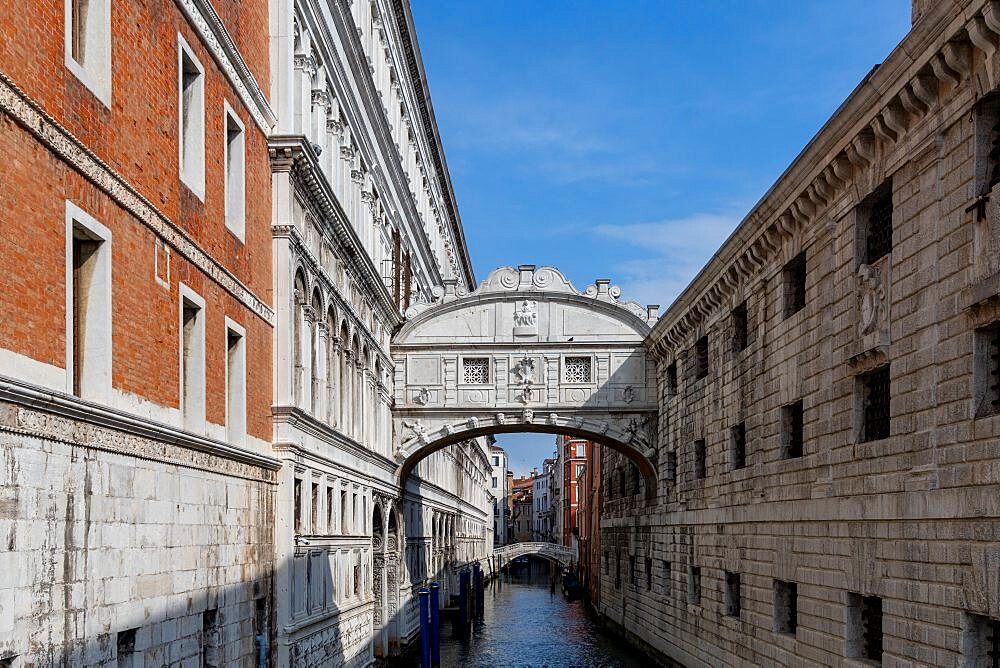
[603,0,1000,666]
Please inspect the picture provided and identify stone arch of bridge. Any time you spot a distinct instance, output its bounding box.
[391,265,661,501]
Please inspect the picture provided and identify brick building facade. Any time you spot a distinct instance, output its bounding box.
[0,0,277,664]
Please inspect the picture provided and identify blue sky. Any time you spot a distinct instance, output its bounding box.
[410,1,911,476]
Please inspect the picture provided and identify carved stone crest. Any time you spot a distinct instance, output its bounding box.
[856,264,885,336]
[413,387,431,406]
[516,386,533,404]
[513,357,535,384]
[622,385,635,404]
[513,300,538,336]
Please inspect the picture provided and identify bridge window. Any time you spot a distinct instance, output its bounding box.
[846,593,883,662]
[564,356,592,383]
[773,580,798,635]
[961,612,1000,666]
[462,357,490,384]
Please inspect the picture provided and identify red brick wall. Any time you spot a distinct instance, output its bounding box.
[0,1,272,441]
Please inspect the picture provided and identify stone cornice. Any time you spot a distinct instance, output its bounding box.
[173,0,276,131]
[272,404,398,473]
[0,69,276,326]
[649,0,989,355]
[270,135,402,332]
[0,376,280,479]
[386,0,476,289]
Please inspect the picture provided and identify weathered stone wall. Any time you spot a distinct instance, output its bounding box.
[0,400,275,666]
[601,1,1000,666]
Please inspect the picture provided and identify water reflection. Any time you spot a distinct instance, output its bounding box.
[437,557,647,668]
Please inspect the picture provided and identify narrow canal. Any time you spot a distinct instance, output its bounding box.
[435,557,648,667]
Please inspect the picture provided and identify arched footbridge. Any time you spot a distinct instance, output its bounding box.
[391,265,662,499]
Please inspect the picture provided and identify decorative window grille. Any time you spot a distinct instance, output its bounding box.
[864,181,893,264]
[774,580,798,635]
[732,302,748,352]
[730,422,746,470]
[725,572,741,617]
[783,252,807,318]
[564,356,592,383]
[782,400,804,459]
[463,358,490,384]
[860,365,891,442]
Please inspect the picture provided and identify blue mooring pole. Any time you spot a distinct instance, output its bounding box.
[418,587,431,668]
[458,569,470,635]
[473,562,484,620]
[430,582,441,667]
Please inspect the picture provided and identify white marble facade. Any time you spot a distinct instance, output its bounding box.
[268,0,491,664]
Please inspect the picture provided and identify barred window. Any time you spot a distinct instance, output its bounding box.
[463,357,490,384]
[976,324,1000,417]
[847,593,883,662]
[694,336,709,380]
[725,571,741,617]
[730,422,746,470]
[860,365,890,442]
[783,252,807,318]
[774,580,798,635]
[781,400,804,459]
[961,612,1000,667]
[666,361,678,395]
[688,566,701,605]
[694,439,706,480]
[732,302,748,353]
[862,181,893,264]
[564,356,592,383]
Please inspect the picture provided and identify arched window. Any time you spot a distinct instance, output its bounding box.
[310,289,322,413]
[292,271,307,406]
[326,306,338,426]
[340,322,351,437]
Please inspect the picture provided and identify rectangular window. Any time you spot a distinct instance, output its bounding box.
[694,439,706,480]
[629,555,636,586]
[781,400,804,459]
[645,557,653,591]
[694,336,709,380]
[293,478,302,533]
[254,598,268,653]
[961,612,1000,666]
[730,422,746,470]
[859,365,891,442]
[326,487,334,534]
[65,0,111,105]
[663,561,672,595]
[66,202,112,401]
[224,103,246,240]
[462,357,490,384]
[688,566,701,606]
[310,482,319,533]
[783,252,807,318]
[615,552,621,589]
[977,94,1000,195]
[116,627,138,668]
[341,490,348,534]
[492,477,498,487]
[725,571,741,617]
[975,323,1000,417]
[774,580,798,635]
[666,361,678,395]
[860,180,893,265]
[732,302,748,353]
[666,450,677,486]
[202,608,220,668]
[846,593,883,662]
[178,36,206,199]
[564,356,592,383]
[225,321,246,444]
[180,285,206,432]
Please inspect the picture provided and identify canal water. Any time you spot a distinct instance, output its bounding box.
[434,558,648,668]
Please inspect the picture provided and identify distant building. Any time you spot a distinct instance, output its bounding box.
[489,444,510,545]
[533,459,557,541]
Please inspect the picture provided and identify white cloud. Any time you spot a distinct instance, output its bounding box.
[593,212,743,309]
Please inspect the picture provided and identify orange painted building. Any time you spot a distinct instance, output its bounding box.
[558,435,589,546]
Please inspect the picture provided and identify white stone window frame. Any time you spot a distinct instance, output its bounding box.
[460,355,491,386]
[64,0,112,107]
[179,282,206,433]
[561,354,594,385]
[177,34,206,201]
[65,200,113,402]
[224,316,246,445]
[222,99,246,242]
